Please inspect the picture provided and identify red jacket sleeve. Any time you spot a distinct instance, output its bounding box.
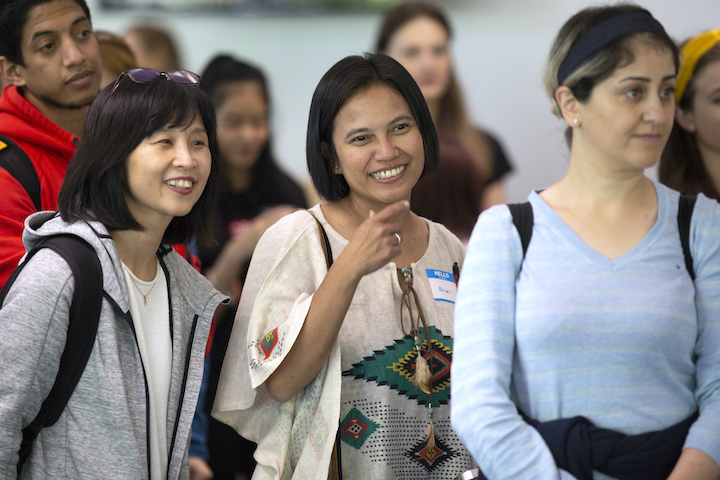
[0,169,36,289]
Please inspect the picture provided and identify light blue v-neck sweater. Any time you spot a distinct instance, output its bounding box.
[452,181,720,479]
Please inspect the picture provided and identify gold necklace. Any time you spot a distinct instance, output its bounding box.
[125,267,157,306]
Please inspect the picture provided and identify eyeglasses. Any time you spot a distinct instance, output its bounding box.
[110,68,201,95]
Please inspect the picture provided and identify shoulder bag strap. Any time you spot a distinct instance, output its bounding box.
[306,210,341,480]
[307,210,334,269]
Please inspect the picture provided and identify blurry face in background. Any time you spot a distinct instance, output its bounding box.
[215,80,269,173]
[101,66,120,89]
[384,16,451,103]
[681,60,720,157]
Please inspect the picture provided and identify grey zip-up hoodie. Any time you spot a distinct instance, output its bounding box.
[0,212,227,480]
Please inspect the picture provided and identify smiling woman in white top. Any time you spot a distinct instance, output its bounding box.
[0,68,227,479]
[212,53,474,479]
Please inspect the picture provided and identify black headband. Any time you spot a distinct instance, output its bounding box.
[557,11,668,85]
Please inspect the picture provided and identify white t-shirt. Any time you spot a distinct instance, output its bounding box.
[122,259,171,480]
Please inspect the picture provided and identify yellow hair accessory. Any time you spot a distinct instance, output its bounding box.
[675,29,720,105]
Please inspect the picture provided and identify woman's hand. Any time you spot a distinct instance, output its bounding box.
[265,200,410,403]
[339,200,410,276]
[206,205,295,299]
[245,205,297,249]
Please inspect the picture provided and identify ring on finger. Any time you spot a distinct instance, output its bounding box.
[394,232,402,245]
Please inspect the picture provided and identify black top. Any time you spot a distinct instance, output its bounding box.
[483,130,513,186]
[198,169,307,276]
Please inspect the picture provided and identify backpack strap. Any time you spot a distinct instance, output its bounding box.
[508,202,534,259]
[0,134,41,211]
[0,235,104,474]
[507,196,696,279]
[678,195,697,281]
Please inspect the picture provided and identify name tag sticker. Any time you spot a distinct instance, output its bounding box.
[425,269,456,303]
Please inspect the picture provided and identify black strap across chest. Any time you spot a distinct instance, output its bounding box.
[509,195,697,280]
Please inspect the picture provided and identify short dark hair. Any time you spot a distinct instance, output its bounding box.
[58,73,220,246]
[0,0,92,66]
[307,53,438,201]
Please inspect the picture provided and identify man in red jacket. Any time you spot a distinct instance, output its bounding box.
[0,0,101,287]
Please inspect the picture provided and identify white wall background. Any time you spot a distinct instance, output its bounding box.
[88,0,720,203]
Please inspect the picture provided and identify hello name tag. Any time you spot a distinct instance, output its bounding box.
[425,269,457,303]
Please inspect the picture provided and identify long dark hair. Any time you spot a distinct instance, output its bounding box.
[376,2,492,182]
[58,72,219,246]
[200,54,290,204]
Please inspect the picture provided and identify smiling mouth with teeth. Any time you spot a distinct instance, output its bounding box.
[371,165,406,180]
[165,179,193,189]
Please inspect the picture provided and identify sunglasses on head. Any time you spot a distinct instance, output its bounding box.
[110,68,201,95]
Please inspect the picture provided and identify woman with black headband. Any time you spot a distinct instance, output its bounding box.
[453,5,720,480]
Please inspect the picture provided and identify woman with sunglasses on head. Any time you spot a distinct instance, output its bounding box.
[0,68,227,480]
[376,2,513,242]
[196,54,307,480]
[660,30,720,199]
[453,5,720,480]
[212,53,474,479]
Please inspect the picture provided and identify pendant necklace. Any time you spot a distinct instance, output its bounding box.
[124,264,157,306]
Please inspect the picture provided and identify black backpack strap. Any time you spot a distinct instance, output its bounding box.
[0,134,41,211]
[678,195,697,281]
[508,202,534,259]
[3,235,104,474]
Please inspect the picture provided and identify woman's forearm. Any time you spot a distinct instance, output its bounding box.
[265,251,362,403]
[264,200,408,403]
[667,448,720,480]
[205,232,258,297]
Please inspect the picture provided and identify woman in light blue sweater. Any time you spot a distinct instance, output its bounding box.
[452,5,720,480]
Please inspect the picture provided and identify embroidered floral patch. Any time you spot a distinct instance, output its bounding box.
[260,327,278,360]
[339,407,380,449]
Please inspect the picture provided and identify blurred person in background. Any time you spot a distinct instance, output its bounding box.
[124,24,182,73]
[198,54,306,480]
[377,1,513,242]
[660,30,720,200]
[96,30,137,88]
